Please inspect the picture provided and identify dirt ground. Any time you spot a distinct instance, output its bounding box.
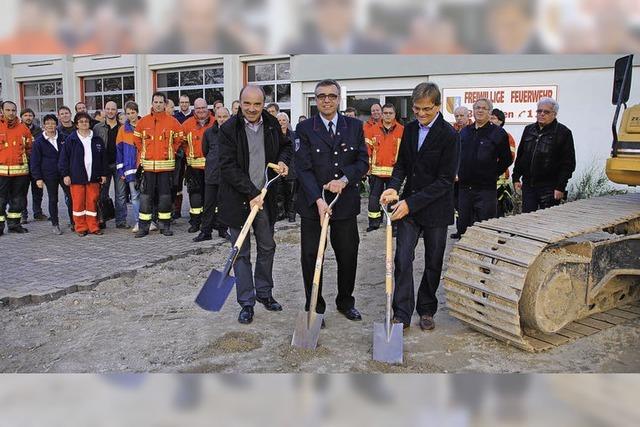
[1,220,639,373]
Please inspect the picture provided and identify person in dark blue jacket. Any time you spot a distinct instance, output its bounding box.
[295,79,369,323]
[116,101,142,231]
[454,98,512,238]
[58,112,107,236]
[30,114,72,235]
[381,82,460,331]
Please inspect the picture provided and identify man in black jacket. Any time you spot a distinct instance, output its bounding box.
[193,106,231,242]
[454,98,512,238]
[381,82,460,331]
[512,97,576,213]
[295,79,369,323]
[217,85,292,325]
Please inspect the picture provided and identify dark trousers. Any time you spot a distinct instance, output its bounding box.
[457,186,497,235]
[282,179,298,217]
[201,183,223,235]
[186,167,205,227]
[522,184,558,213]
[22,175,44,217]
[300,216,359,314]
[173,155,186,216]
[100,163,127,225]
[393,218,448,323]
[0,175,29,228]
[44,177,72,226]
[367,175,390,227]
[228,209,276,308]
[139,171,173,230]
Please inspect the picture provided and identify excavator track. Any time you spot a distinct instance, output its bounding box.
[443,193,640,352]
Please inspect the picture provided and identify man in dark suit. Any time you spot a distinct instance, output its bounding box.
[381,82,460,331]
[295,79,369,323]
[217,85,292,325]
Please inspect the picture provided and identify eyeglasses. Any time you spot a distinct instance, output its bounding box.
[473,106,489,111]
[536,109,554,115]
[316,93,339,101]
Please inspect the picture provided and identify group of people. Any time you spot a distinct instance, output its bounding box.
[0,78,576,330]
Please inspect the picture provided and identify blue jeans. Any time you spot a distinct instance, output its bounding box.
[128,180,141,226]
[101,164,127,225]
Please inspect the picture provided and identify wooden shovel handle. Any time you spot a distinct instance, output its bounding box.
[233,188,267,251]
[267,162,280,171]
[309,212,330,314]
[385,221,393,295]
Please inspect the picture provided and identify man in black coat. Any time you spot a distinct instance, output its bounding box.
[454,98,513,238]
[381,82,460,331]
[217,85,292,325]
[193,106,231,242]
[295,79,369,323]
[512,97,576,213]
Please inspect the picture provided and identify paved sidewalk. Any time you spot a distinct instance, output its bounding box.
[1,186,298,307]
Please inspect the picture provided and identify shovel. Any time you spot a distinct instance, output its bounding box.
[291,189,341,349]
[195,162,283,312]
[372,202,403,364]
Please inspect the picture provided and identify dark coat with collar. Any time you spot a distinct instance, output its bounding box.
[389,114,460,228]
[30,132,67,181]
[202,122,222,186]
[217,110,292,229]
[58,130,107,185]
[294,113,369,221]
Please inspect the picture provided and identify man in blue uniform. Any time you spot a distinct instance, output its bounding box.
[295,79,369,324]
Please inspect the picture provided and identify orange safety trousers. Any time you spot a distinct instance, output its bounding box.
[71,183,100,233]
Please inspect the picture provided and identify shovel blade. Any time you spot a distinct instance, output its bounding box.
[291,311,324,350]
[195,269,236,312]
[372,322,403,364]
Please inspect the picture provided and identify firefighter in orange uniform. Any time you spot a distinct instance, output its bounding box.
[0,101,33,235]
[181,98,215,233]
[365,103,403,232]
[132,92,183,237]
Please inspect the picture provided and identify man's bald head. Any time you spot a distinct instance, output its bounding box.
[104,101,118,120]
[193,97,209,120]
[239,85,266,103]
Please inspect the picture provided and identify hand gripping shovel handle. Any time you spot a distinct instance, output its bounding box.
[230,163,283,259]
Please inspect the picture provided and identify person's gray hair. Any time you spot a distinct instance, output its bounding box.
[412,82,441,105]
[276,111,290,122]
[454,106,469,115]
[215,106,230,115]
[473,98,493,111]
[538,97,559,113]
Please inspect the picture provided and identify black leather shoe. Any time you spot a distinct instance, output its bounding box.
[116,223,131,229]
[450,233,461,239]
[419,315,435,331]
[338,307,362,321]
[160,228,174,236]
[321,319,326,329]
[134,229,149,238]
[99,222,106,229]
[366,225,379,232]
[34,213,49,221]
[238,306,254,324]
[8,225,29,233]
[256,296,282,311]
[187,224,200,233]
[218,229,231,240]
[193,232,212,242]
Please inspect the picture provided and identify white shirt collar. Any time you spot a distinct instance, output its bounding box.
[320,113,339,132]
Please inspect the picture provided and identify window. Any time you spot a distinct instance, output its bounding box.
[247,60,291,113]
[22,79,64,124]
[156,66,224,110]
[83,73,135,113]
